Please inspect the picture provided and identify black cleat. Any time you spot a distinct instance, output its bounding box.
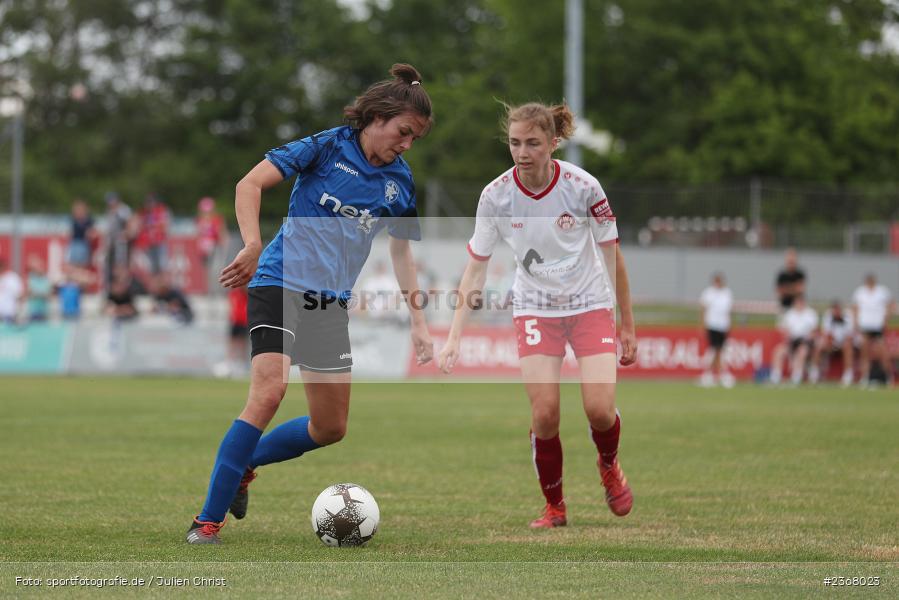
[186,517,224,544]
[229,468,257,520]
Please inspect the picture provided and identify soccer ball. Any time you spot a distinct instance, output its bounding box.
[310,483,380,547]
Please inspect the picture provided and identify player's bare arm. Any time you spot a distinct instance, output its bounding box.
[389,236,434,365]
[438,257,489,373]
[220,160,283,288]
[614,244,637,366]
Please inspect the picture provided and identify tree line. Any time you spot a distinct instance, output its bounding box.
[1,0,897,222]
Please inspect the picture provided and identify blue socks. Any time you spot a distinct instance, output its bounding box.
[198,419,262,523]
[197,416,322,523]
[250,416,321,469]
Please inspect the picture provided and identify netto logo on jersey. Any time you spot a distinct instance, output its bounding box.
[335,162,359,177]
[319,193,379,233]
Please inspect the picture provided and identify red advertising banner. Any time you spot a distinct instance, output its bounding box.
[412,325,899,380]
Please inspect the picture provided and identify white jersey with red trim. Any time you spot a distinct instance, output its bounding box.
[467,159,618,317]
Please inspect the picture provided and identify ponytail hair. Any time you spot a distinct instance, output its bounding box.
[344,63,433,132]
[503,101,576,143]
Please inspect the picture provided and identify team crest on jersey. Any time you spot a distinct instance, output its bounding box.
[556,212,575,230]
[384,179,399,205]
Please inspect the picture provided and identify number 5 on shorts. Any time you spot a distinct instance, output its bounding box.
[524,319,542,345]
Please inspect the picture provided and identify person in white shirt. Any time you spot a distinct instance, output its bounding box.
[809,300,856,386]
[356,261,404,325]
[851,273,895,386]
[437,102,636,529]
[698,272,734,388]
[0,257,25,325]
[770,294,818,385]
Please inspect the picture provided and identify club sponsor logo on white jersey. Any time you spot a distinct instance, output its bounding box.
[523,250,579,279]
[384,179,399,205]
[590,198,613,220]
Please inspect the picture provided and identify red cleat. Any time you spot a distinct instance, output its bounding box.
[599,460,633,516]
[529,501,567,529]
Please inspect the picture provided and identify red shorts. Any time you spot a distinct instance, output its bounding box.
[513,309,616,359]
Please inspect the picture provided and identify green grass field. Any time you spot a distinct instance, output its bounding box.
[1,376,897,598]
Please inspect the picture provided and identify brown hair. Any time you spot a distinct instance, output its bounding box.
[344,63,433,132]
[503,102,575,143]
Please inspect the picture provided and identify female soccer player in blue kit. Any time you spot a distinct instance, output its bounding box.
[187,64,434,543]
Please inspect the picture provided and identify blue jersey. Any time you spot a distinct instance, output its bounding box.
[250,126,420,296]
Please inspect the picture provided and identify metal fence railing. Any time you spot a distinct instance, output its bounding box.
[423,178,899,253]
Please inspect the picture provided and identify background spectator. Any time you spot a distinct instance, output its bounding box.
[698,272,735,388]
[775,247,806,310]
[26,255,52,323]
[103,192,135,287]
[106,266,139,321]
[852,273,896,387]
[770,294,818,385]
[196,196,227,293]
[136,192,171,275]
[68,199,98,268]
[0,256,24,325]
[357,261,403,324]
[196,196,226,266]
[151,272,193,324]
[810,300,856,387]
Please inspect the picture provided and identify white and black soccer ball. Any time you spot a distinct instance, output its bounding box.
[310,483,380,547]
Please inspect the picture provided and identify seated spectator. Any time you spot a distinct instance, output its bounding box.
[809,300,856,386]
[26,255,53,323]
[57,263,96,321]
[770,294,818,385]
[152,272,193,324]
[106,269,139,322]
[0,256,24,325]
[58,278,82,321]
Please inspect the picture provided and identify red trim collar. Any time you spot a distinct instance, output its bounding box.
[513,160,561,200]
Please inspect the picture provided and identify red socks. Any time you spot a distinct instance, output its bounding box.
[591,413,621,467]
[530,432,564,505]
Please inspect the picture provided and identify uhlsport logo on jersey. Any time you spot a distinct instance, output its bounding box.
[384,179,399,205]
[319,192,379,233]
[335,162,359,177]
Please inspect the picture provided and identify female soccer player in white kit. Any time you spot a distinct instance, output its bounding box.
[438,102,637,528]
